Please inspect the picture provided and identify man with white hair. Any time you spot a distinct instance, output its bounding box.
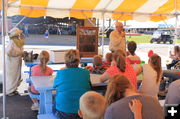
[109,22,126,52]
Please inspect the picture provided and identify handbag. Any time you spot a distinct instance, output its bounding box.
[6,40,23,57]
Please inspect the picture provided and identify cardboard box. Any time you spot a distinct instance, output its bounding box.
[50,50,67,63]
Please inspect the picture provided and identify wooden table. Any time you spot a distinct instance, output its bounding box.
[31,74,106,114]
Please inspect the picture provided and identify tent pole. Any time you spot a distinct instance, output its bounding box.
[13,9,33,29]
[101,13,105,56]
[174,14,178,45]
[1,0,8,118]
[104,21,115,34]
[174,0,178,45]
[81,11,96,27]
[13,16,26,28]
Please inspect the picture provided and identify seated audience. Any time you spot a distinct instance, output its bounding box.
[30,50,53,111]
[86,55,106,74]
[78,91,106,119]
[139,54,162,98]
[103,52,113,69]
[165,80,180,104]
[78,91,142,119]
[167,45,180,69]
[104,74,164,119]
[163,69,180,83]
[100,49,137,89]
[126,41,141,64]
[53,49,91,119]
[126,41,142,84]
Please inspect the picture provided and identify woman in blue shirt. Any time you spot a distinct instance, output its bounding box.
[53,49,91,119]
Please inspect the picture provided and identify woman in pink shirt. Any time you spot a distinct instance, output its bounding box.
[30,50,53,111]
[100,49,137,90]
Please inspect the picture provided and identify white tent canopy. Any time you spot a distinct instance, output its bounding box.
[6,0,180,22]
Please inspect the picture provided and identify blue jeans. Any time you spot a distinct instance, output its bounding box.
[163,70,180,83]
[53,108,82,119]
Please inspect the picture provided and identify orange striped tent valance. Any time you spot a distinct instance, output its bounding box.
[7,0,180,22]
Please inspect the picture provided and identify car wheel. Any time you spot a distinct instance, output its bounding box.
[169,40,173,44]
[163,41,166,44]
[150,39,153,43]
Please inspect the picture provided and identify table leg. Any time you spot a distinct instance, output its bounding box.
[39,90,53,114]
[39,91,45,114]
[44,90,53,114]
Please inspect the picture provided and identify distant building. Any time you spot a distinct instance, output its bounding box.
[126,23,180,35]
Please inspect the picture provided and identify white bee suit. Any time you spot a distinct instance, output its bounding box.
[6,39,24,94]
[6,55,22,94]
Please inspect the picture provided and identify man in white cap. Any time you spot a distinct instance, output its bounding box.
[109,22,126,52]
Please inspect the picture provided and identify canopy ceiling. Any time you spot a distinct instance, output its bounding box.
[6,0,180,22]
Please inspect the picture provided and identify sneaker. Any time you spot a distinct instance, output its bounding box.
[31,103,39,111]
[7,91,19,96]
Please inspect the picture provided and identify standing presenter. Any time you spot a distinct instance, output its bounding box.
[109,22,126,53]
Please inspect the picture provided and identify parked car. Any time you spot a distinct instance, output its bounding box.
[150,30,173,44]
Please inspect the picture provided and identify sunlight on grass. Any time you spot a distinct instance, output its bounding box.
[126,35,151,43]
[126,35,180,43]
[103,35,180,44]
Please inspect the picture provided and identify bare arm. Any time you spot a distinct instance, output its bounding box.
[135,65,143,76]
[169,55,178,60]
[169,51,179,60]
[100,72,110,83]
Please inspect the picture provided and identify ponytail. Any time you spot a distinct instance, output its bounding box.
[105,74,132,107]
[150,54,162,83]
[39,51,50,73]
[113,49,126,72]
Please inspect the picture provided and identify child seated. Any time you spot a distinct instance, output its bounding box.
[167,45,180,69]
[104,74,163,119]
[139,54,162,98]
[103,53,113,69]
[29,50,53,111]
[126,41,142,84]
[79,91,143,119]
[126,41,141,64]
[86,55,106,74]
[78,91,106,119]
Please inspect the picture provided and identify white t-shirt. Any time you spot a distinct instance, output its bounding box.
[140,64,161,98]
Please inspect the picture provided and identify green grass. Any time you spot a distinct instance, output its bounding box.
[126,35,151,43]
[126,35,180,43]
[102,34,180,43]
[175,39,180,43]
[99,34,107,37]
